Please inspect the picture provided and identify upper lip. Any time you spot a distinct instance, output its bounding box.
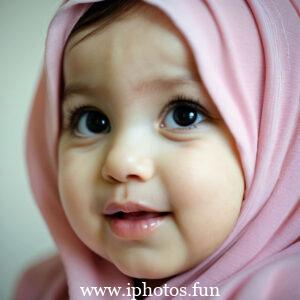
[103,201,161,216]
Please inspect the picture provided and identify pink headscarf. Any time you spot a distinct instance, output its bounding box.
[15,0,300,299]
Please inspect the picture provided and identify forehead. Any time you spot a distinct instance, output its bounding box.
[63,3,199,88]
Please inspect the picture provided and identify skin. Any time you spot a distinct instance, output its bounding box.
[59,3,245,288]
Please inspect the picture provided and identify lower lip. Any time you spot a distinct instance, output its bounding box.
[106,214,167,240]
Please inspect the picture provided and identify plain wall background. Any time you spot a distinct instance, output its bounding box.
[0,1,62,299]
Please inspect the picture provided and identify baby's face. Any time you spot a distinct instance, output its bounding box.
[59,4,245,280]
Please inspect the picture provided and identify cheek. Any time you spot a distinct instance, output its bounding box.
[57,147,107,257]
[162,140,243,207]
[58,142,105,208]
[160,138,244,254]
[58,151,94,212]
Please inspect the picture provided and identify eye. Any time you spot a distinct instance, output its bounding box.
[67,106,110,137]
[161,96,208,130]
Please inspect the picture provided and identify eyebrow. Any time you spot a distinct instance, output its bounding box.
[63,76,199,101]
[63,83,93,101]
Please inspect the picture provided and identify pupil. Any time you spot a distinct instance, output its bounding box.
[86,111,109,133]
[174,105,197,126]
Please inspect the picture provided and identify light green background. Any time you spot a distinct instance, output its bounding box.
[0,1,62,299]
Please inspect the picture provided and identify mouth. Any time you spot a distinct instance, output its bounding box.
[103,201,171,240]
[108,211,170,220]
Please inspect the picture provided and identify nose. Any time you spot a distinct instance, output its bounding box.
[101,132,155,183]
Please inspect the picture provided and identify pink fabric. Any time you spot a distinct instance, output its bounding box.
[16,0,300,299]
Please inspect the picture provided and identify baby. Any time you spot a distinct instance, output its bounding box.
[59,0,244,288]
[14,0,300,299]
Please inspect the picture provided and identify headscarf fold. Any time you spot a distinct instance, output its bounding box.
[17,1,300,299]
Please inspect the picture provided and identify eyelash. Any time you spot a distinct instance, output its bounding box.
[63,94,211,135]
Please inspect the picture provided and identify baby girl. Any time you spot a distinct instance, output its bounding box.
[14,1,300,299]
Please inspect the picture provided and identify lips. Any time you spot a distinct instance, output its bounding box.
[103,201,170,240]
[109,211,168,220]
[103,201,160,215]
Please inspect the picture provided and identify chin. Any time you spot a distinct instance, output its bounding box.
[114,258,186,281]
[119,265,167,279]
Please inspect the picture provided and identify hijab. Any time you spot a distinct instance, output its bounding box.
[16,0,300,299]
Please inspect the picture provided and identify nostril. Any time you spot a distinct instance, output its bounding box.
[107,175,119,183]
[106,175,140,183]
[126,174,144,181]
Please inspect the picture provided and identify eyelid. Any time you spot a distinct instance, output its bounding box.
[160,94,212,121]
[62,104,99,132]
